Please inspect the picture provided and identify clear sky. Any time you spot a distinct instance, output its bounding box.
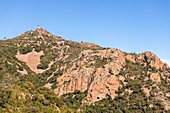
[0,0,170,65]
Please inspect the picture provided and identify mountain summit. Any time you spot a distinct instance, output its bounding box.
[0,27,170,112]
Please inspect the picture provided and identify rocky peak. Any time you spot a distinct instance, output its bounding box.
[35,25,52,37]
[125,51,169,70]
[139,51,169,69]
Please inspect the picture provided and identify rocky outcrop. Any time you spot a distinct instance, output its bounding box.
[52,48,169,105]
[139,51,169,69]
[36,28,52,37]
[86,74,120,103]
[150,73,161,83]
[54,49,125,102]
[125,51,169,70]
[125,54,136,63]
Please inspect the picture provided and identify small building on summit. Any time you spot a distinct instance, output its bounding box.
[38,25,41,30]
[36,25,52,37]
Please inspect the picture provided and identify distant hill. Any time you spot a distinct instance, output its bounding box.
[0,27,170,113]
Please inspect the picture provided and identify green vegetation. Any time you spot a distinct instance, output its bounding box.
[34,45,42,52]
[94,58,108,68]
[0,82,69,113]
[61,90,87,110]
[37,63,49,70]
[19,46,32,54]
[83,96,165,113]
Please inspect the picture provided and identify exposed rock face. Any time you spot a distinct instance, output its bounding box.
[86,74,120,103]
[36,28,52,37]
[125,54,136,63]
[54,49,125,102]
[163,101,170,111]
[139,51,169,69]
[52,48,169,106]
[16,50,44,74]
[125,51,169,70]
[150,73,161,83]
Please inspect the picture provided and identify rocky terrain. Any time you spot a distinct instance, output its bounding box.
[0,27,170,113]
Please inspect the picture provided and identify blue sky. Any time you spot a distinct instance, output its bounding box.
[0,0,170,65]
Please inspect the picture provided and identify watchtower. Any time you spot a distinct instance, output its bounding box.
[38,25,41,30]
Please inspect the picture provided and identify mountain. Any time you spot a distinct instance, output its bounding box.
[0,27,170,113]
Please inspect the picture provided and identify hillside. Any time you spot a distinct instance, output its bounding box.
[0,27,170,113]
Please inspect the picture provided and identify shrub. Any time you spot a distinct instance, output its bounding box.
[94,58,107,68]
[34,45,42,52]
[19,46,32,54]
[37,64,48,70]
[54,71,63,76]
[18,66,23,71]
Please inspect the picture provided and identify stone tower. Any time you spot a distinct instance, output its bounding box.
[38,25,41,30]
